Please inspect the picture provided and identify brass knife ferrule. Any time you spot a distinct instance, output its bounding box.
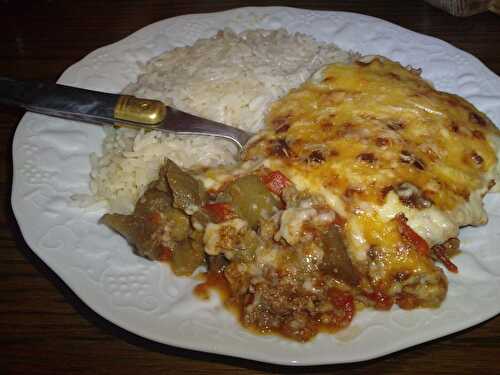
[114,95,166,125]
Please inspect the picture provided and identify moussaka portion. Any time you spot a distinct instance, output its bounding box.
[102,57,500,341]
[242,57,500,309]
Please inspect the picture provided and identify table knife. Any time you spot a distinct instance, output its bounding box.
[0,77,252,149]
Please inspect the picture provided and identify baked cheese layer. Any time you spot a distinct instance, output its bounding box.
[242,57,499,297]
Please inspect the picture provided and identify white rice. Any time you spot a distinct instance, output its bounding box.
[77,29,354,214]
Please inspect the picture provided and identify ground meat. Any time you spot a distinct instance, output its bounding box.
[225,265,354,341]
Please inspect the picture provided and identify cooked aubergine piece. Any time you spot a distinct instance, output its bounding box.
[226,175,280,228]
[165,209,191,242]
[101,177,175,260]
[170,239,205,276]
[134,187,172,216]
[101,161,207,275]
[232,229,260,263]
[165,159,206,213]
[320,226,360,286]
[101,212,165,260]
[207,254,229,274]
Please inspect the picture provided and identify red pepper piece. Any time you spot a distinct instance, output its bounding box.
[203,202,234,223]
[396,213,430,256]
[433,245,459,273]
[261,171,291,196]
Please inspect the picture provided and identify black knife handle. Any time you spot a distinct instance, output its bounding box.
[0,77,120,125]
[0,77,167,126]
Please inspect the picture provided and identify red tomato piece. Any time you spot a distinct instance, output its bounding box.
[366,289,393,310]
[329,290,355,323]
[146,211,162,225]
[261,171,291,196]
[158,246,173,262]
[332,214,346,227]
[203,202,234,223]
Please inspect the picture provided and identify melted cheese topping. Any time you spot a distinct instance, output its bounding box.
[378,191,458,247]
[243,57,499,288]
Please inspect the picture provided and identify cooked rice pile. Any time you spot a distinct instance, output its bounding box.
[77,29,354,214]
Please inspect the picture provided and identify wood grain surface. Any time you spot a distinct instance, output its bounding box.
[2,1,499,374]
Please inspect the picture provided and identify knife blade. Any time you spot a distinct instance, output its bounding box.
[0,77,252,149]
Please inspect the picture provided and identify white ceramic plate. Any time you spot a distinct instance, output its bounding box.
[11,7,500,366]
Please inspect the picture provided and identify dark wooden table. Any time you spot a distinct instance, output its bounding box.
[2,1,499,374]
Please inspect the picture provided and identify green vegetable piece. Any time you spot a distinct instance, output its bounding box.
[320,226,359,286]
[164,208,190,242]
[170,239,205,276]
[101,176,184,261]
[164,159,206,213]
[233,230,260,263]
[227,175,280,228]
[134,188,172,216]
[101,213,163,260]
